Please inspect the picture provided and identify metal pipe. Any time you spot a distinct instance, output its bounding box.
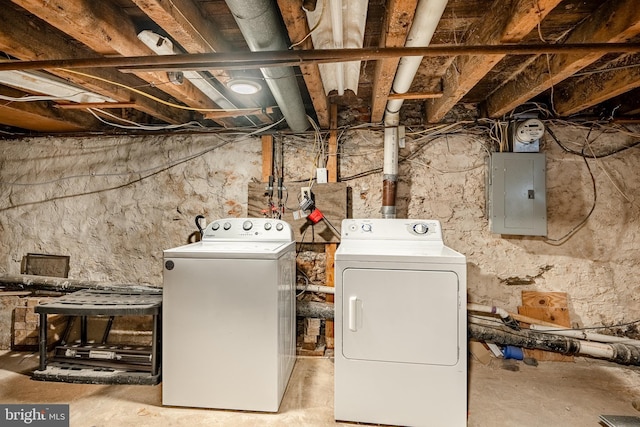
[469,323,640,366]
[224,0,309,132]
[1,44,639,72]
[530,324,640,347]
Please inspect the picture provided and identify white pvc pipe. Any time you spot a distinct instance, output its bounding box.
[296,284,336,294]
[577,340,616,359]
[384,0,449,117]
[382,0,449,218]
[467,303,511,321]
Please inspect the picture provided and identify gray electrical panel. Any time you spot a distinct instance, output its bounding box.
[489,152,547,236]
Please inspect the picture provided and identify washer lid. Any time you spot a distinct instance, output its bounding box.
[164,240,294,259]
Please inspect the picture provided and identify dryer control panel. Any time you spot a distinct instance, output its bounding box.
[202,218,293,241]
[341,218,443,241]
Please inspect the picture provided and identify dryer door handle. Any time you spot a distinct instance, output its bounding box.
[349,296,359,332]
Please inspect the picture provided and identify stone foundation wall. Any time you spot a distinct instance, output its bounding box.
[1,125,638,329]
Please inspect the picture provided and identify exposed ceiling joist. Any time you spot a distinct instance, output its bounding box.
[555,54,640,116]
[501,0,564,43]
[370,0,418,124]
[2,0,640,135]
[0,85,99,132]
[10,0,234,126]
[485,0,640,118]
[0,2,193,126]
[131,0,271,125]
[425,0,563,123]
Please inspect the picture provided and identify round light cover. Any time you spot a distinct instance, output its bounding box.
[228,79,261,95]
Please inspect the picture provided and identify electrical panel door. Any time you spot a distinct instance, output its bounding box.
[490,152,547,236]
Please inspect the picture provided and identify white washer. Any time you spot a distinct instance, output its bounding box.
[335,218,467,427]
[162,217,296,412]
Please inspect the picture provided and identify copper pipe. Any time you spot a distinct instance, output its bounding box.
[382,179,397,207]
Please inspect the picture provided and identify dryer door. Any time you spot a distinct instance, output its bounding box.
[342,268,460,365]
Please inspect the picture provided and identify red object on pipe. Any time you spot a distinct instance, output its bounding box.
[307,208,324,224]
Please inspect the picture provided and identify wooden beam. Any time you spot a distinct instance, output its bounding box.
[55,102,138,109]
[323,103,339,349]
[486,0,640,118]
[324,242,336,349]
[129,0,231,54]
[501,0,565,43]
[0,3,191,125]
[370,0,418,123]
[129,0,274,126]
[261,134,274,183]
[10,0,228,123]
[425,0,562,123]
[388,91,443,100]
[555,56,640,116]
[276,0,329,128]
[0,86,98,132]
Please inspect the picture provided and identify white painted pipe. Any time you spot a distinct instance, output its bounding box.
[576,340,616,359]
[385,0,449,117]
[467,303,511,321]
[382,0,449,218]
[296,284,335,294]
[531,324,640,347]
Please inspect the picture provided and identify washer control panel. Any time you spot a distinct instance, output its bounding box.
[202,218,292,241]
[342,218,443,241]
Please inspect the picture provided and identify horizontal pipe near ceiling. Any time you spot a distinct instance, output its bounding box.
[0,44,639,72]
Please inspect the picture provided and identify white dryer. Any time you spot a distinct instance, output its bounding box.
[335,218,467,426]
[162,217,296,412]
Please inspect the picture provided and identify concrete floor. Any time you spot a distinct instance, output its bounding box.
[1,351,640,426]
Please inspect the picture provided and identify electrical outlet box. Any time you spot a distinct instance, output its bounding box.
[316,168,328,184]
[489,152,547,236]
[301,187,311,200]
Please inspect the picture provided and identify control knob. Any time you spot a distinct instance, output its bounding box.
[211,222,220,231]
[264,222,272,230]
[223,222,232,230]
[413,223,429,234]
[276,223,284,231]
[243,220,253,231]
[361,223,372,232]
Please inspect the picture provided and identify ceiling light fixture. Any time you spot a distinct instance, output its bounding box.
[228,79,262,95]
[137,30,239,110]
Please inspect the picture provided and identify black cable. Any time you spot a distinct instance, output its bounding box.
[322,216,342,240]
[547,126,640,158]
[1,138,233,212]
[544,145,597,244]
